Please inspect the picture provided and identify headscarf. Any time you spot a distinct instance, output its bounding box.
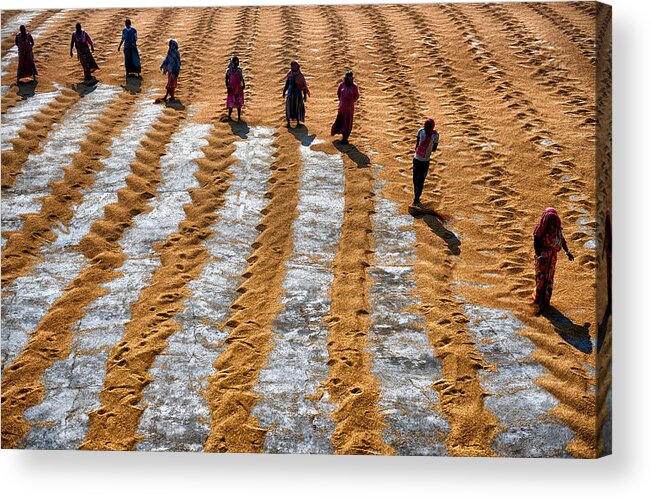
[16,25,31,46]
[227,56,240,75]
[416,117,437,159]
[286,60,310,96]
[534,207,563,250]
[73,27,92,47]
[343,70,354,85]
[162,39,181,77]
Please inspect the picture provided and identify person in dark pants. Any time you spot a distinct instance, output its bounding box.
[412,118,439,206]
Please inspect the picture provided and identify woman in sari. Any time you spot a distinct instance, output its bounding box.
[160,39,181,101]
[331,71,359,144]
[15,25,37,84]
[283,60,310,128]
[225,56,245,121]
[117,19,141,78]
[70,23,98,81]
[532,207,574,310]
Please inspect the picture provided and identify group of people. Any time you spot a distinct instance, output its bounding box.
[14,21,140,84]
[12,19,580,314]
[229,58,359,144]
[14,21,360,142]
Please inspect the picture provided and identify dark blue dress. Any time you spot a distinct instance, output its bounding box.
[122,27,141,74]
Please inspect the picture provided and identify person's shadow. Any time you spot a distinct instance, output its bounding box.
[154,97,185,111]
[333,139,371,167]
[17,80,37,99]
[229,119,250,139]
[123,74,142,94]
[288,124,315,146]
[542,305,593,354]
[410,212,461,255]
[72,77,99,96]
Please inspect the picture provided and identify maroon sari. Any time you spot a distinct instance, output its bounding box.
[16,32,37,80]
[72,30,98,78]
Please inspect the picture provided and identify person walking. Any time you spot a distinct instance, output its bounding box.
[15,25,37,84]
[118,19,141,78]
[330,70,359,144]
[160,39,181,102]
[532,207,574,311]
[283,60,310,128]
[70,23,99,81]
[225,56,245,121]
[411,117,439,207]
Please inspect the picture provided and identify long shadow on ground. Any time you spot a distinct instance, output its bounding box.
[123,74,142,95]
[73,77,100,96]
[229,119,250,139]
[288,124,315,146]
[17,80,37,99]
[333,139,370,167]
[411,212,461,256]
[164,99,185,111]
[542,305,593,354]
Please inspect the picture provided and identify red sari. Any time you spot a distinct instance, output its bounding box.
[532,208,566,307]
[16,32,37,80]
[331,80,359,142]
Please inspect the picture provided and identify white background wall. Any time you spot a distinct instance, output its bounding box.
[1,0,649,496]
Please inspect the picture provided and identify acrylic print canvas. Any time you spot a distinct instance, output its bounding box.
[0,1,611,458]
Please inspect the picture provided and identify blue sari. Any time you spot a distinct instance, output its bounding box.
[122,27,141,74]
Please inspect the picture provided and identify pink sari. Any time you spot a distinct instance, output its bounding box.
[226,67,244,109]
[331,81,359,141]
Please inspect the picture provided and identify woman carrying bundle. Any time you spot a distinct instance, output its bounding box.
[283,60,310,128]
[70,23,99,81]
